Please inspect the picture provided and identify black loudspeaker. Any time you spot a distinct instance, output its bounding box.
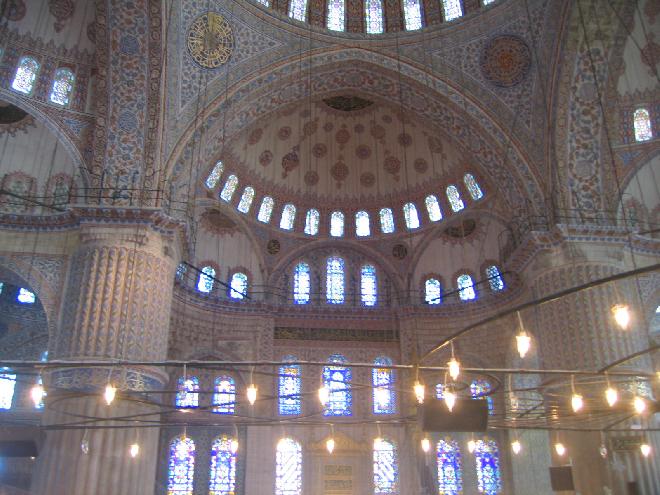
[0,441,38,457]
[626,481,639,495]
[549,466,574,491]
[421,398,488,432]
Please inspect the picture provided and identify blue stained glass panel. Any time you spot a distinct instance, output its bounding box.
[403,202,420,229]
[464,173,484,200]
[176,376,199,408]
[372,356,395,414]
[288,0,308,21]
[327,0,345,31]
[279,356,302,415]
[197,266,216,293]
[446,185,465,212]
[213,376,236,414]
[304,209,319,235]
[326,257,345,304]
[634,108,653,142]
[167,436,195,495]
[17,288,35,304]
[12,56,39,94]
[205,162,224,189]
[475,439,501,495]
[471,379,494,415]
[437,439,462,495]
[402,0,423,30]
[258,196,275,223]
[425,195,443,222]
[220,175,238,202]
[361,264,377,306]
[435,383,445,399]
[457,274,476,301]
[442,0,463,21]
[323,354,352,416]
[293,262,311,304]
[379,207,395,233]
[356,210,371,236]
[330,211,344,237]
[50,68,75,106]
[485,265,505,292]
[365,0,384,33]
[229,272,248,299]
[0,370,16,410]
[425,278,441,305]
[276,438,302,495]
[280,204,296,230]
[209,435,237,495]
[373,439,398,494]
[237,186,255,213]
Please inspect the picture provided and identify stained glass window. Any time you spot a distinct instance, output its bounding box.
[255,0,270,5]
[288,0,308,21]
[442,0,463,21]
[373,356,395,414]
[475,439,501,495]
[425,195,443,222]
[258,196,275,223]
[276,438,302,495]
[220,175,238,202]
[437,439,462,495]
[482,0,496,4]
[373,438,398,494]
[365,0,384,33]
[485,265,505,292]
[356,210,371,237]
[293,262,311,304]
[167,436,195,495]
[280,204,296,230]
[279,356,302,415]
[471,379,494,415]
[403,202,420,229]
[50,68,75,106]
[197,266,216,293]
[209,435,237,495]
[12,56,39,94]
[206,161,224,189]
[361,264,377,307]
[17,288,35,304]
[237,186,255,213]
[446,185,465,212]
[402,0,423,30]
[435,383,445,399]
[326,257,345,304]
[213,376,236,414]
[229,272,248,299]
[633,108,653,142]
[379,207,395,233]
[457,274,476,301]
[304,209,319,235]
[0,370,16,410]
[327,0,345,31]
[176,376,199,408]
[176,263,187,282]
[0,282,3,295]
[425,278,441,305]
[323,354,352,416]
[464,173,484,200]
[330,211,344,237]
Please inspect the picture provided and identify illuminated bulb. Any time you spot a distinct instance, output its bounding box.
[81,438,89,455]
[640,443,651,457]
[326,438,335,454]
[444,390,456,412]
[611,304,630,330]
[634,396,647,414]
[605,387,618,407]
[555,442,566,456]
[421,437,431,453]
[448,358,460,381]
[511,440,521,455]
[30,384,44,407]
[104,384,116,405]
[246,384,258,406]
[230,439,239,454]
[129,443,139,458]
[318,385,330,406]
[571,393,584,413]
[413,380,425,404]
[467,440,476,453]
[516,331,531,359]
[599,445,608,459]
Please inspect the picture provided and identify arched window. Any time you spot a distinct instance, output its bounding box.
[176,376,199,408]
[12,56,40,94]
[633,108,653,142]
[323,354,352,416]
[304,209,320,235]
[457,274,476,301]
[356,210,371,237]
[237,186,255,213]
[288,0,308,21]
[474,439,501,495]
[424,195,443,222]
[327,0,345,31]
[209,435,237,495]
[276,438,302,495]
[330,211,345,237]
[213,376,236,414]
[197,266,216,293]
[50,67,75,106]
[373,438,398,494]
[229,272,248,299]
[206,161,224,189]
[446,185,465,212]
[436,439,462,495]
[326,257,345,304]
[441,0,463,21]
[279,356,302,415]
[424,278,442,305]
[464,173,484,200]
[403,202,420,229]
[435,383,445,399]
[485,265,505,292]
[365,0,384,34]
[175,262,187,282]
[220,175,238,202]
[361,264,377,306]
[0,370,16,410]
[17,288,35,304]
[373,356,395,414]
[379,207,395,233]
[471,379,494,415]
[257,196,275,223]
[280,204,296,230]
[402,0,423,30]
[293,262,311,304]
[167,436,195,495]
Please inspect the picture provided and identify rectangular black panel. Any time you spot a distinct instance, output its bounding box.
[0,440,38,457]
[549,466,574,491]
[421,398,488,432]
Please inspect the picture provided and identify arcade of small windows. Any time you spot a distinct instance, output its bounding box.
[8,55,78,107]
[423,265,505,304]
[192,266,250,300]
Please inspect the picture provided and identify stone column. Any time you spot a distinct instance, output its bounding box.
[31,219,181,495]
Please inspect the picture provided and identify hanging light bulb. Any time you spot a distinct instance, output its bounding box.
[611,304,630,330]
[318,385,330,406]
[511,440,521,455]
[104,384,117,405]
[571,393,584,413]
[633,396,647,414]
[81,437,90,455]
[30,383,44,407]
[246,384,258,406]
[605,386,618,407]
[640,443,651,457]
[413,380,425,404]
[421,437,431,453]
[326,437,335,454]
[444,390,456,412]
[555,443,566,456]
[447,358,460,381]
[599,445,608,459]
[467,439,476,453]
[516,331,531,359]
[129,443,140,458]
